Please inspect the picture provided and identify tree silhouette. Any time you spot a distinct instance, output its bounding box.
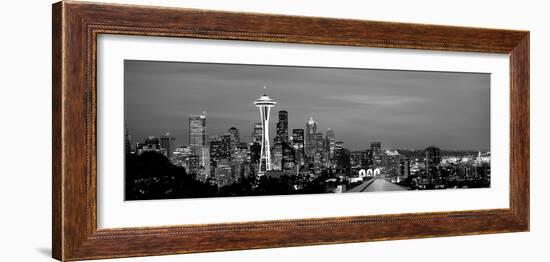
[125,151,217,200]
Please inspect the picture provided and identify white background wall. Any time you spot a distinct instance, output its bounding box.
[0,0,547,261]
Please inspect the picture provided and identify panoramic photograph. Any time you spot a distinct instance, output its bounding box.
[124,60,491,201]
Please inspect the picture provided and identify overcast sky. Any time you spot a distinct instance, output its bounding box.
[124,60,490,151]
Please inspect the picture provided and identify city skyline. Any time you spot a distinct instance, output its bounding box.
[124,60,490,151]
[124,60,491,200]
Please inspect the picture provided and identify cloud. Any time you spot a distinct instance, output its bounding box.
[125,60,490,150]
[326,95,426,106]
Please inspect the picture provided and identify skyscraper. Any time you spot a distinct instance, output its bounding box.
[362,149,374,168]
[371,141,382,165]
[227,127,240,152]
[272,143,283,171]
[292,129,305,166]
[313,132,325,173]
[199,146,210,180]
[189,113,206,155]
[326,128,335,161]
[315,133,324,153]
[252,122,262,145]
[254,92,276,175]
[333,141,350,174]
[275,110,289,144]
[384,151,408,180]
[189,113,207,173]
[210,135,231,160]
[282,142,296,172]
[306,117,317,160]
[160,133,176,158]
[249,142,261,170]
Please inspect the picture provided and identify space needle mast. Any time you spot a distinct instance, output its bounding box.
[254,87,277,175]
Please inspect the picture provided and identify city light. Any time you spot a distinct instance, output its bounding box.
[125,92,490,200]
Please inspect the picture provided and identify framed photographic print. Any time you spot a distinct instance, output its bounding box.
[52,1,529,261]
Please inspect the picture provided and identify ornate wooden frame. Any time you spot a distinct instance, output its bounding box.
[52,1,530,261]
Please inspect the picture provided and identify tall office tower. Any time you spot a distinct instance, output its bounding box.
[362,149,374,168]
[313,132,325,172]
[209,140,223,161]
[227,127,240,151]
[214,158,233,186]
[350,151,363,168]
[252,122,263,145]
[292,129,305,166]
[254,92,276,175]
[275,110,289,144]
[220,135,231,158]
[198,146,210,180]
[160,133,176,158]
[425,146,441,179]
[249,142,261,174]
[333,142,350,174]
[231,148,250,165]
[231,146,249,174]
[370,141,382,165]
[384,151,406,178]
[187,155,200,175]
[171,146,191,167]
[306,117,317,159]
[272,143,283,171]
[326,128,335,160]
[314,133,324,153]
[209,136,231,160]
[189,113,206,155]
[189,113,207,172]
[282,142,296,171]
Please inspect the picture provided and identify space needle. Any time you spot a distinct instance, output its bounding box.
[254,87,277,175]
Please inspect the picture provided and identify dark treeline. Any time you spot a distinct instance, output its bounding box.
[125,152,217,200]
[125,151,331,200]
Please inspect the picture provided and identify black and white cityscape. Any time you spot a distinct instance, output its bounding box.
[124,60,491,201]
